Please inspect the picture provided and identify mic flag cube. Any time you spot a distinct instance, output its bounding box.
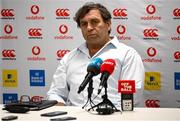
[118,80,136,94]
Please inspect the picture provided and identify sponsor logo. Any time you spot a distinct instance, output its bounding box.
[145,99,160,108]
[174,51,180,62]
[3,93,18,104]
[113,8,128,19]
[141,4,161,20]
[147,47,156,57]
[2,49,16,60]
[57,49,70,60]
[30,70,45,86]
[28,28,42,39]
[142,47,162,63]
[2,70,18,87]
[116,24,131,40]
[54,24,73,40]
[171,25,180,41]
[146,5,156,14]
[173,8,180,19]
[4,24,13,34]
[26,5,44,20]
[56,8,70,19]
[0,24,18,40]
[32,46,41,55]
[144,72,161,90]
[117,25,126,34]
[177,25,180,34]
[143,28,159,40]
[174,72,180,90]
[1,9,15,19]
[59,25,68,34]
[27,46,46,61]
[31,5,39,14]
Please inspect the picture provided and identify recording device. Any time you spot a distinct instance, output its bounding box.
[41,111,67,117]
[98,59,116,94]
[1,115,18,121]
[96,104,115,115]
[50,116,77,121]
[2,105,30,113]
[118,80,135,111]
[78,58,103,93]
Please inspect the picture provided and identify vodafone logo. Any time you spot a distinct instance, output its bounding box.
[144,28,158,37]
[4,24,13,34]
[171,26,180,41]
[145,100,160,108]
[26,5,44,20]
[32,46,41,55]
[31,5,39,15]
[1,9,14,17]
[146,4,156,14]
[56,9,70,17]
[59,24,68,34]
[147,47,157,57]
[174,51,180,60]
[57,50,70,58]
[54,25,73,39]
[143,47,162,63]
[2,50,15,58]
[177,25,180,34]
[173,8,180,17]
[113,8,127,17]
[28,28,42,36]
[117,25,126,34]
[27,46,46,61]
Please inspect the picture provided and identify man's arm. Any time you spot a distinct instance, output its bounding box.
[47,57,69,105]
[121,49,144,89]
[121,49,145,106]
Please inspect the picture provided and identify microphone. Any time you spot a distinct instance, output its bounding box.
[98,59,116,94]
[118,80,136,111]
[77,58,103,94]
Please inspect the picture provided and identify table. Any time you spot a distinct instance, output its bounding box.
[1,105,180,121]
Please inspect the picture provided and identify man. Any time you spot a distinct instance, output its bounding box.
[47,2,144,106]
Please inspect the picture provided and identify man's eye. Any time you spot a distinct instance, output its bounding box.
[91,20,99,26]
[80,22,87,27]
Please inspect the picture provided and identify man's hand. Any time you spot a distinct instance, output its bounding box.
[56,102,65,106]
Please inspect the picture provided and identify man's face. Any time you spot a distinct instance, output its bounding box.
[79,9,111,47]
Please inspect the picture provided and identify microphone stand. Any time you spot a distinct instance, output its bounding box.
[82,79,95,109]
[88,80,120,114]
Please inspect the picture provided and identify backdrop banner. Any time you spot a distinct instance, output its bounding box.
[0,0,180,108]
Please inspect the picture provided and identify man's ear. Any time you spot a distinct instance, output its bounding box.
[106,20,112,32]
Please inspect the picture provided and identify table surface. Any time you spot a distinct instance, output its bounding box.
[1,105,180,121]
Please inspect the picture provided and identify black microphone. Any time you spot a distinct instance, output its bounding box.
[78,58,103,94]
[98,59,116,94]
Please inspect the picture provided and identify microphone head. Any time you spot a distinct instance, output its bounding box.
[87,58,103,75]
[100,59,116,74]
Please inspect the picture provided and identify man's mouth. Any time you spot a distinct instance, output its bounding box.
[87,34,97,38]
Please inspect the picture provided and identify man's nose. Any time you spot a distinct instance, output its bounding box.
[87,23,93,31]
